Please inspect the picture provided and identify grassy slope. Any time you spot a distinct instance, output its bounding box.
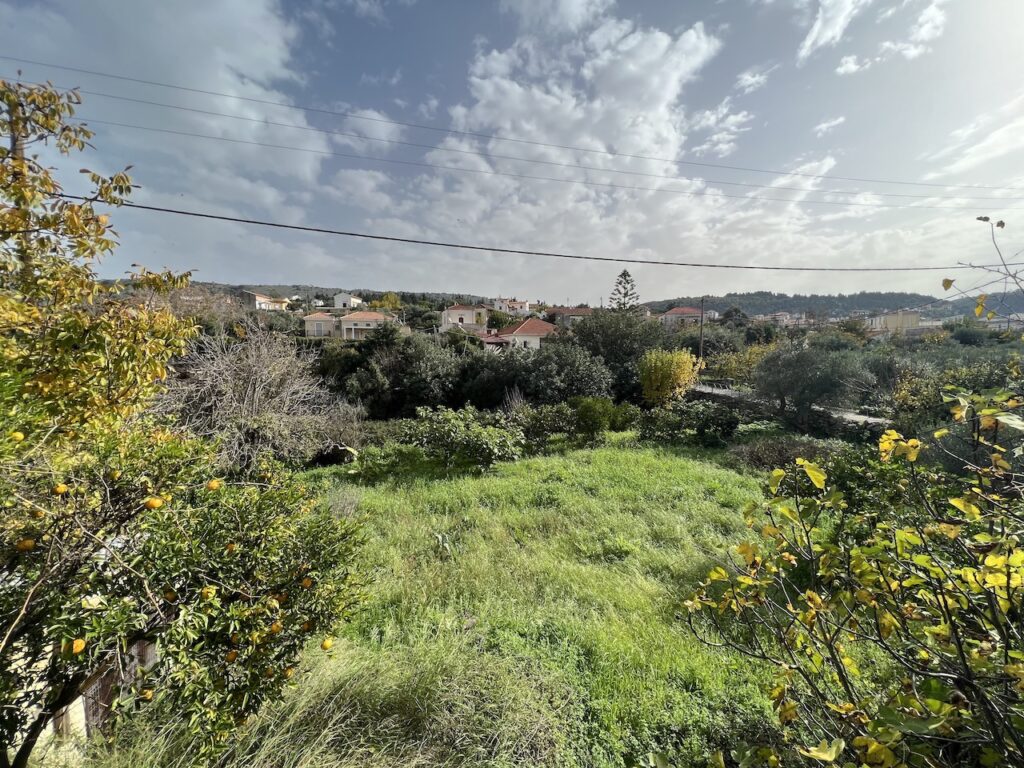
[89,445,776,768]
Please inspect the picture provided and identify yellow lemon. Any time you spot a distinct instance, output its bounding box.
[144,496,164,510]
[320,637,334,651]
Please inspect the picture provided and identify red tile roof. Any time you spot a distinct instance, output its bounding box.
[663,306,701,316]
[303,312,335,320]
[498,318,557,337]
[446,304,487,311]
[341,311,393,322]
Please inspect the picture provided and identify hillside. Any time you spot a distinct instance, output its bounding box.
[644,291,946,318]
[88,445,776,768]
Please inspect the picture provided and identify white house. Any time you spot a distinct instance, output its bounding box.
[440,304,490,332]
[241,290,289,311]
[304,310,406,339]
[495,317,557,349]
[493,297,531,316]
[338,311,404,340]
[333,292,364,310]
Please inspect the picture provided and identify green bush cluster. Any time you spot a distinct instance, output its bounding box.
[639,399,742,447]
[401,406,525,471]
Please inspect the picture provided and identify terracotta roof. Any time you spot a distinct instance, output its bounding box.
[304,312,335,320]
[663,306,702,316]
[498,318,557,337]
[481,335,512,345]
[341,311,393,322]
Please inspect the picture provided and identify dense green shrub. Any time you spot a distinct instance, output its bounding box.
[638,400,742,447]
[610,402,642,431]
[571,396,617,439]
[681,401,740,447]
[508,402,577,447]
[402,406,524,471]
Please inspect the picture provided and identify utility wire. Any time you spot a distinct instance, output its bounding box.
[61,194,1020,273]
[4,54,1020,193]
[74,117,1023,212]
[16,78,1022,203]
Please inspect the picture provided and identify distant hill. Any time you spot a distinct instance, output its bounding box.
[644,291,963,319]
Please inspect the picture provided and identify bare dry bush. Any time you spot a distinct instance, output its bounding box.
[158,322,362,469]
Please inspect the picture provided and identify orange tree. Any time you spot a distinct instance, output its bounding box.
[1,80,359,768]
[685,378,1024,767]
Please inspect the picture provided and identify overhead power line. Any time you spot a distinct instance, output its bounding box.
[15,78,1021,203]
[74,117,1023,212]
[4,54,1020,193]
[61,195,1017,273]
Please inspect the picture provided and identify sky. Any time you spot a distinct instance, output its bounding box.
[2,0,1023,305]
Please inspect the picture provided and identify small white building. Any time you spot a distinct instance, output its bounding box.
[493,297,532,316]
[333,292,364,310]
[440,304,490,332]
[241,291,289,311]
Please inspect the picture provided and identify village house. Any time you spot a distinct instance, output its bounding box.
[493,297,532,316]
[494,317,557,349]
[333,291,364,310]
[241,290,289,311]
[545,306,594,327]
[440,304,490,332]
[304,310,407,340]
[867,310,920,334]
[658,306,703,328]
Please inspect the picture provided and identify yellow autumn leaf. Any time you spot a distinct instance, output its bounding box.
[768,468,786,495]
[942,278,955,291]
[933,428,949,439]
[949,497,982,520]
[799,738,846,763]
[797,458,827,489]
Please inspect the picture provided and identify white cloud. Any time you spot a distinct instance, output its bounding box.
[499,0,615,33]
[835,54,870,74]
[924,94,1024,178]
[878,0,948,60]
[417,96,439,119]
[359,68,403,87]
[797,0,875,63]
[689,99,755,157]
[734,64,779,94]
[813,116,846,136]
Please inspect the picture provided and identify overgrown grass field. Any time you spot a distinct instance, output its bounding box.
[86,445,776,768]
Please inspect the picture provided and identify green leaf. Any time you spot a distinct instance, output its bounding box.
[768,469,786,495]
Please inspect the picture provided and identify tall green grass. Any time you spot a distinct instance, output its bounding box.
[85,445,776,768]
